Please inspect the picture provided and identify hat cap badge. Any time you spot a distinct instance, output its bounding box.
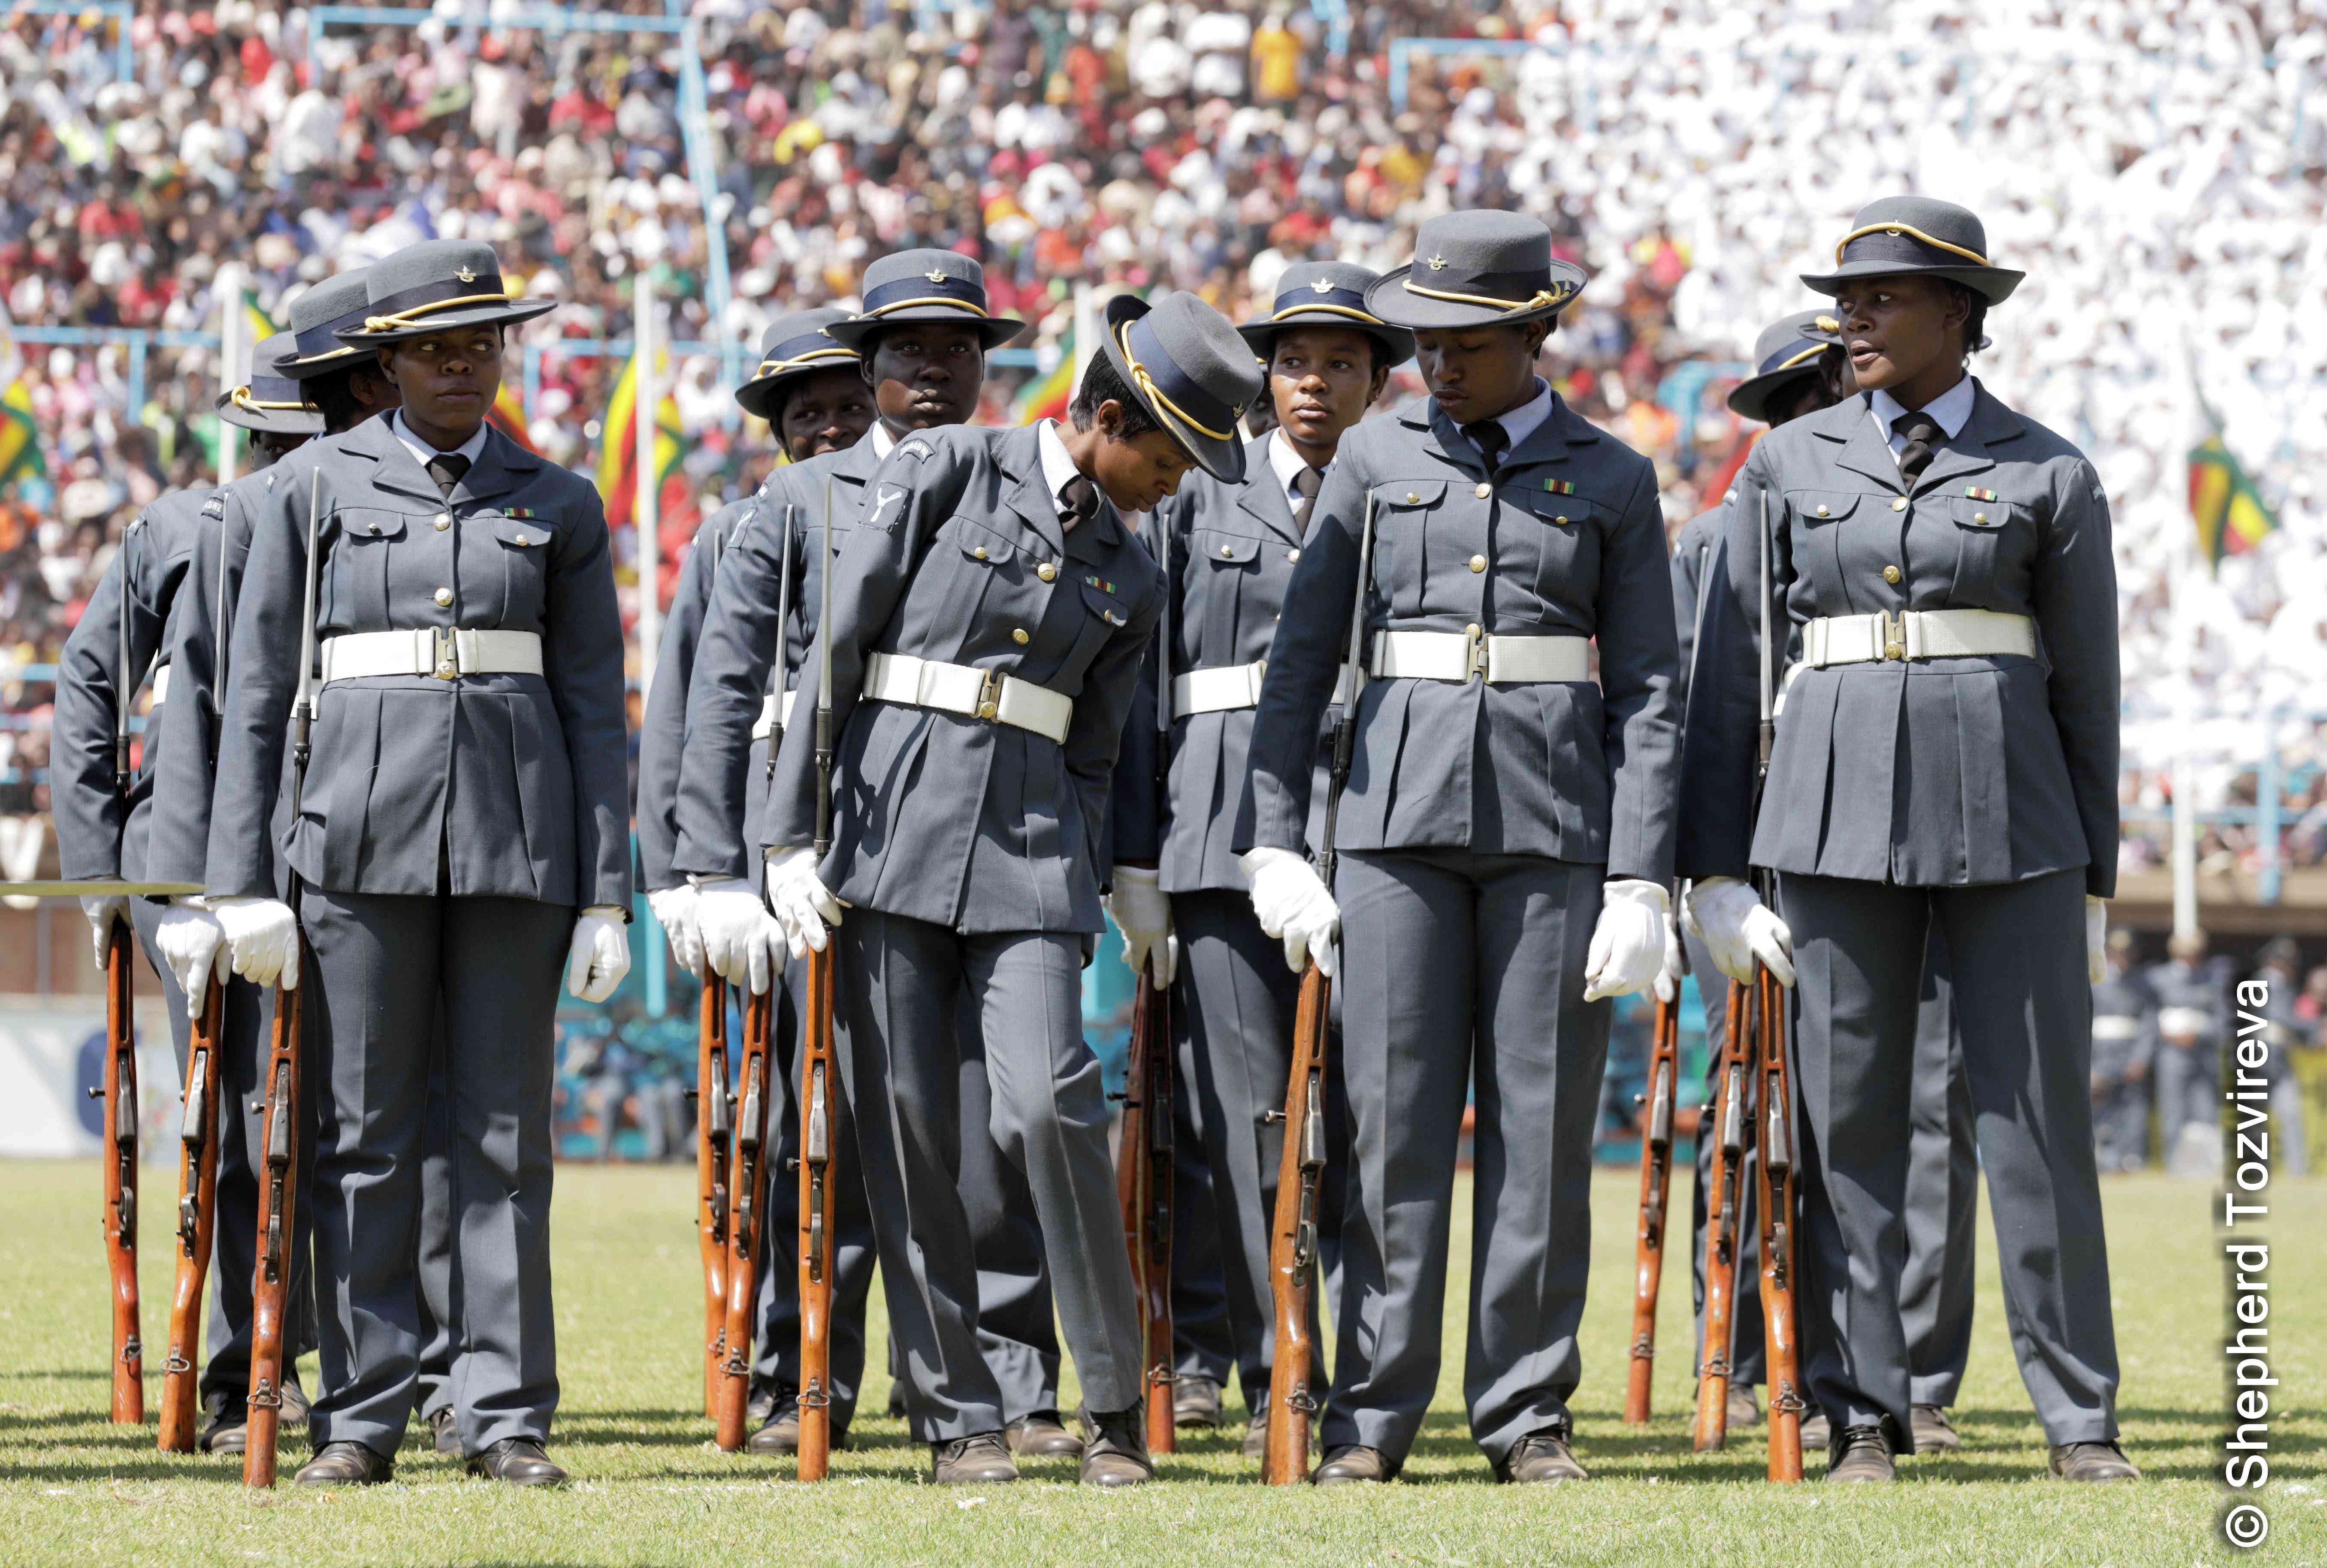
[455,266,477,283]
[1816,314,1840,332]
[1309,277,1334,293]
[1425,254,1449,270]
[925,268,948,283]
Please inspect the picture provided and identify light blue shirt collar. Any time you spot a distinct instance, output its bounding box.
[1868,374,1976,464]
[390,408,490,469]
[1484,377,1554,451]
[1035,418,1085,520]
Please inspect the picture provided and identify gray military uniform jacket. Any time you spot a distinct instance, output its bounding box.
[676,438,880,884]
[1113,434,1332,893]
[762,422,1163,934]
[638,491,768,892]
[53,487,212,881]
[1677,381,2120,896]
[1239,396,1681,882]
[1670,501,1726,708]
[207,416,631,909]
[2088,968,2158,1082]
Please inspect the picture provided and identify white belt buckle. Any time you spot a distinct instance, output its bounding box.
[432,626,459,680]
[976,667,1004,721]
[1465,624,1486,682]
[1879,609,1907,662]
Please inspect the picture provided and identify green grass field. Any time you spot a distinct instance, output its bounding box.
[0,1160,2318,1566]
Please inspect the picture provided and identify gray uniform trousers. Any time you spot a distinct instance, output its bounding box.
[124,896,316,1415]
[1330,849,1606,1468]
[2152,1039,2219,1152]
[838,908,1141,1437]
[1167,1022,1237,1391]
[1783,869,2117,1448]
[1171,889,1341,1409]
[414,1021,457,1420]
[299,889,568,1456]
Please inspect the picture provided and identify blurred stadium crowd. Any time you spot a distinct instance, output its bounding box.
[0,0,2320,861]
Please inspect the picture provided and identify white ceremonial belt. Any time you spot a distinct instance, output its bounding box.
[2158,1006,2214,1038]
[1368,630,1590,684]
[865,651,1073,744]
[1802,608,2036,668]
[319,628,545,684]
[2090,1016,2141,1041]
[749,690,801,741]
[1171,661,1358,714]
[148,664,171,706]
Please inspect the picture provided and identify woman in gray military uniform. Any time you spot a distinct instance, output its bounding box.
[1678,196,2134,1484]
[1239,211,1681,1485]
[204,241,632,1488]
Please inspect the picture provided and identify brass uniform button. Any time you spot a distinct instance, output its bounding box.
[1468,554,1487,573]
[1883,565,1901,584]
[1221,545,1234,558]
[1286,548,1300,564]
[433,587,453,607]
[1891,496,1908,512]
[1815,504,1830,517]
[434,513,452,531]
[1554,515,1568,525]
[1973,511,1989,525]
[1036,561,1057,581]
[513,533,529,545]
[1012,628,1030,645]
[1405,492,1419,504]
[972,545,988,559]
[1474,482,1492,499]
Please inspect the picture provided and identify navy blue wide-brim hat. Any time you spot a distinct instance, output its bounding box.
[216,331,325,435]
[734,307,862,422]
[1799,196,2023,305]
[1365,211,1587,332]
[281,268,376,377]
[1726,310,1848,423]
[332,239,557,344]
[823,249,1024,352]
[1238,260,1414,368]
[1099,291,1266,484]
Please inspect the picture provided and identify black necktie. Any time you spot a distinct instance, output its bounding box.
[1892,411,1942,482]
[427,452,471,498]
[1059,473,1099,532]
[1290,465,1323,531]
[1461,419,1509,475]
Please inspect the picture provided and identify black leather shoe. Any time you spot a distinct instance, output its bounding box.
[296,1441,395,1486]
[1500,1429,1587,1484]
[467,1438,568,1487]
[1825,1425,1895,1483]
[1798,1408,1830,1451]
[1006,1412,1084,1457]
[1313,1444,1396,1485]
[2050,1441,2138,1482]
[429,1408,459,1456]
[1078,1405,1153,1488]
[747,1385,780,1426]
[198,1416,247,1455]
[931,1431,1018,1484]
[280,1379,311,1430]
[749,1408,799,1456]
[1726,1385,1763,1429]
[1911,1404,1961,1453]
[1174,1376,1223,1429]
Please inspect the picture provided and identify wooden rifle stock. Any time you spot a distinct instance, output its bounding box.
[1114,970,1175,1453]
[1692,977,1751,1453]
[96,924,143,1424]
[715,984,774,1450]
[795,943,838,1478]
[243,956,303,1486]
[696,974,732,1420]
[1624,971,1682,1424]
[1751,953,1804,1482]
[158,981,227,1450]
[1262,962,1329,1483]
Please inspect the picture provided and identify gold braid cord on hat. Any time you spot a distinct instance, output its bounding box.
[1831,223,1991,267]
[1400,277,1574,314]
[751,346,860,379]
[1268,302,1387,326]
[229,387,320,415]
[1115,321,1238,442]
[855,296,991,320]
[357,292,514,334]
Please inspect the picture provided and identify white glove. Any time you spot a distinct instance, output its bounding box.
[1239,846,1340,979]
[646,883,706,980]
[566,906,632,1003]
[765,847,846,959]
[155,900,230,1016]
[214,896,301,991]
[696,877,781,994]
[1584,879,1671,1002]
[1683,875,1795,989]
[1105,865,1178,988]
[1652,908,1685,1005]
[2086,895,2106,986]
[80,894,128,968]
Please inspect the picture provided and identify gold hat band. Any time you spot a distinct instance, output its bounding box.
[1401,277,1572,314]
[858,296,991,320]
[359,292,514,334]
[1832,222,1990,267]
[1770,344,1826,371]
[752,346,861,379]
[1115,321,1236,443]
[1269,302,1388,326]
[230,387,320,414]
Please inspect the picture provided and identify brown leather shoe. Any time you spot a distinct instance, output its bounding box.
[1911,1404,1961,1453]
[2050,1441,2138,1482]
[198,1417,247,1456]
[1501,1429,1587,1484]
[1174,1376,1223,1429]
[1078,1405,1154,1488]
[1798,1408,1830,1451]
[1313,1444,1396,1485]
[467,1438,568,1487]
[296,1441,395,1486]
[749,1408,800,1456]
[931,1432,1019,1484]
[1825,1425,1895,1483]
[1006,1412,1084,1457]
[429,1408,459,1456]
[1726,1385,1763,1429]
[1241,1409,1269,1460]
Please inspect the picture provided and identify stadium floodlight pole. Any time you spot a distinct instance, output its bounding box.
[635,269,661,700]
[216,262,244,489]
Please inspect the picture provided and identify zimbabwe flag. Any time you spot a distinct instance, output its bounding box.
[2189,417,2276,569]
[0,375,43,483]
[595,349,686,531]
